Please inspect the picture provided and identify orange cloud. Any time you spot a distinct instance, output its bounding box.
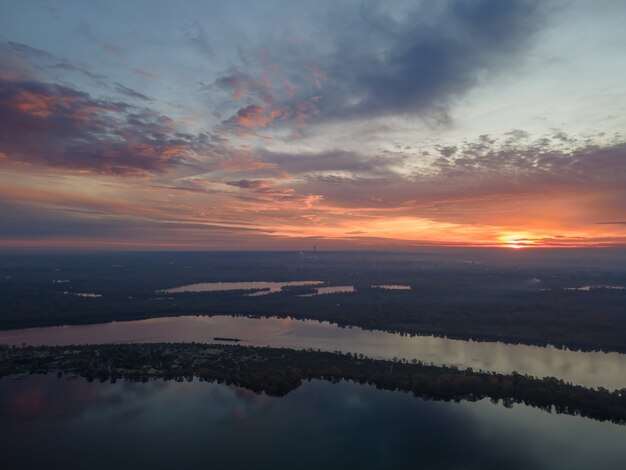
[6,87,82,118]
[0,79,200,176]
[235,105,271,128]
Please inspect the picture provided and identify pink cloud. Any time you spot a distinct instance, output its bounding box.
[0,79,199,176]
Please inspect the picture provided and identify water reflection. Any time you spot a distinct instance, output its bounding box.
[371,284,411,290]
[299,285,356,296]
[564,285,624,291]
[2,315,626,389]
[158,281,323,295]
[1,376,625,470]
[63,291,102,298]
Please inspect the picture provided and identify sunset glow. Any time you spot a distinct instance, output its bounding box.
[3,4,626,468]
[1,1,625,250]
[498,233,539,249]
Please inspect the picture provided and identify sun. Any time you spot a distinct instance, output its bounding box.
[498,232,538,249]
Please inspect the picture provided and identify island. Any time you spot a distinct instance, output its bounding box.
[2,343,625,424]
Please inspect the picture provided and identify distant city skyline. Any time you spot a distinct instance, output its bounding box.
[1,0,625,249]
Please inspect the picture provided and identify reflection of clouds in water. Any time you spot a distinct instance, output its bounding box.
[465,397,626,470]
[284,381,537,470]
[0,375,144,423]
[2,378,626,469]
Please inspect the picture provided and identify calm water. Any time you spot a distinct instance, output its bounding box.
[158,280,323,295]
[2,315,626,389]
[299,285,356,296]
[1,376,625,470]
[159,280,357,297]
[372,284,411,290]
[564,285,625,291]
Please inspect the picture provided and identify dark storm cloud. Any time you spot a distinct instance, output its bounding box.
[0,79,199,175]
[213,0,546,129]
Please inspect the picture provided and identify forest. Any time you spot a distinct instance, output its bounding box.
[1,250,625,352]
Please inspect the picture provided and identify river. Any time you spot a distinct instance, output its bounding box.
[1,314,625,389]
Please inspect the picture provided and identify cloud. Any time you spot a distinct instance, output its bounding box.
[0,41,106,83]
[208,0,546,137]
[0,196,271,246]
[213,51,322,134]
[0,2,623,249]
[430,134,626,189]
[316,0,544,121]
[0,79,199,175]
[221,178,323,207]
[114,82,152,101]
[210,0,545,133]
[258,148,404,177]
[225,179,273,190]
[135,70,160,79]
[215,72,275,103]
[278,132,626,233]
[231,104,273,128]
[186,20,215,59]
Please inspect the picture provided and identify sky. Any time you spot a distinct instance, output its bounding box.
[0,0,625,250]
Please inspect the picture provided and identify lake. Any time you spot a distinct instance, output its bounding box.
[1,315,626,389]
[158,280,323,295]
[157,280,359,297]
[1,376,625,470]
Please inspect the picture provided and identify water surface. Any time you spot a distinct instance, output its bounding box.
[158,281,323,295]
[372,284,411,290]
[1,376,625,470]
[300,285,356,296]
[564,285,624,291]
[2,315,625,389]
